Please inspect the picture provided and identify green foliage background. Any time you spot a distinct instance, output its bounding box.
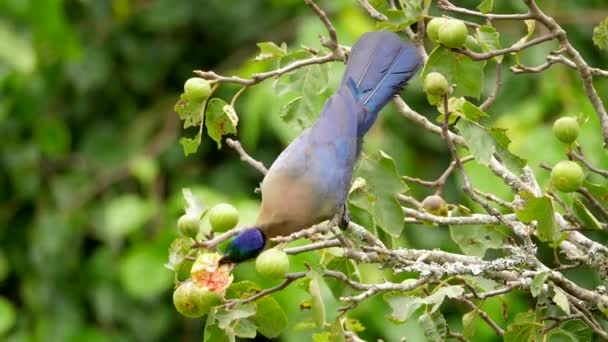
[1,0,607,341]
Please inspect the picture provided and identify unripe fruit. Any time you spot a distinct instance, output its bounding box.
[177,214,200,238]
[209,203,239,233]
[438,19,468,48]
[256,248,289,279]
[427,17,447,43]
[553,117,579,144]
[421,195,449,216]
[423,72,449,96]
[173,280,222,318]
[184,77,211,102]
[551,161,584,193]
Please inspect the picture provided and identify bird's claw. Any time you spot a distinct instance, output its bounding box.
[338,204,351,230]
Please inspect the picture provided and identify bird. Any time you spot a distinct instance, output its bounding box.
[220,31,421,263]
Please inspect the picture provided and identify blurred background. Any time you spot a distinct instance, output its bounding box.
[1,0,608,341]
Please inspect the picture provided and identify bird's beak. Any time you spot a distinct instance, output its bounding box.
[218,256,233,265]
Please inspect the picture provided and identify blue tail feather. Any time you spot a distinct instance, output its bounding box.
[340,31,421,137]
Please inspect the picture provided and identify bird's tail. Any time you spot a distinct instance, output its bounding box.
[340,31,422,137]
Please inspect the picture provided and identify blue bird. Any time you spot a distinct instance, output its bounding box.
[221,31,421,263]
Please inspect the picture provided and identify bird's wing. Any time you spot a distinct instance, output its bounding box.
[258,87,359,237]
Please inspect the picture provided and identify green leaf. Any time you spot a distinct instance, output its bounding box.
[402,0,430,22]
[462,310,482,339]
[462,101,488,121]
[276,63,329,131]
[424,285,464,313]
[103,194,154,240]
[204,310,231,342]
[384,292,422,323]
[547,320,593,342]
[350,151,408,237]
[504,311,541,342]
[515,193,558,242]
[530,272,549,298]
[421,46,486,99]
[477,0,493,13]
[226,281,262,299]
[573,199,603,230]
[0,21,36,73]
[477,26,503,62]
[215,303,257,338]
[330,319,346,342]
[324,257,360,298]
[182,188,208,220]
[583,181,608,206]
[308,271,326,328]
[450,224,503,257]
[0,296,16,336]
[175,94,205,129]
[164,237,191,271]
[593,17,608,50]
[513,20,536,51]
[490,128,527,173]
[255,42,287,61]
[255,296,288,338]
[456,118,495,165]
[376,9,416,31]
[119,244,173,299]
[552,286,571,314]
[313,332,331,342]
[418,311,447,342]
[384,284,463,323]
[205,98,238,149]
[280,96,318,131]
[179,134,201,156]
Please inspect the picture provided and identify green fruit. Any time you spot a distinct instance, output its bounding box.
[551,161,584,193]
[184,77,211,102]
[553,117,579,144]
[173,280,222,318]
[438,19,468,48]
[255,248,289,279]
[423,72,449,96]
[421,195,449,216]
[427,17,447,43]
[209,203,239,232]
[178,214,200,238]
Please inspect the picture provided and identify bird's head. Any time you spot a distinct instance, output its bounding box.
[220,228,266,264]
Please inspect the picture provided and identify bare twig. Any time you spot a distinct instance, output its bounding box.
[570,151,608,177]
[356,0,387,21]
[459,297,505,336]
[226,138,268,175]
[480,61,503,111]
[455,33,558,61]
[523,0,608,147]
[437,0,533,21]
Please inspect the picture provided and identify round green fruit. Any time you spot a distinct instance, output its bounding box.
[255,248,289,279]
[423,72,449,96]
[427,17,447,43]
[209,203,239,233]
[184,77,211,102]
[173,280,222,318]
[178,214,200,238]
[421,195,449,216]
[553,117,579,144]
[438,19,468,48]
[551,161,584,193]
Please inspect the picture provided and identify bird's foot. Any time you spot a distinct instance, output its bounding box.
[338,204,351,230]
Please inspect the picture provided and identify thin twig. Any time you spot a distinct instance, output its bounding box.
[226,138,268,175]
[356,0,387,21]
[480,61,503,111]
